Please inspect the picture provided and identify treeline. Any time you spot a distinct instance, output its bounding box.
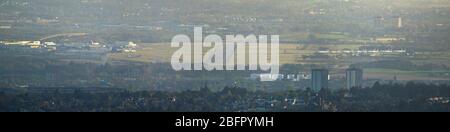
[335,82,450,112]
[0,82,449,112]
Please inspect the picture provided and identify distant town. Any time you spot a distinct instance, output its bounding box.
[1,0,450,112]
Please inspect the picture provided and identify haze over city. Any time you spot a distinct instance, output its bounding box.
[0,0,449,112]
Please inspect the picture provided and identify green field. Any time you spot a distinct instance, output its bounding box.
[281,32,350,42]
[364,68,450,80]
[108,43,362,64]
[109,43,298,64]
[107,42,450,81]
